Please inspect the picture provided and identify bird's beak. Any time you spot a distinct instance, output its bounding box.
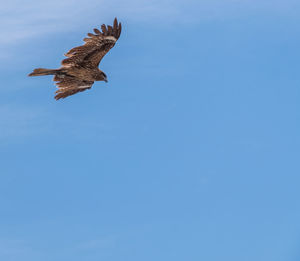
[104,77,108,83]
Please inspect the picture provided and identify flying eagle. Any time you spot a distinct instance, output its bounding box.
[28,18,122,100]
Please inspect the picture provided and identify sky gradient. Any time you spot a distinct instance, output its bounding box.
[1,0,300,260]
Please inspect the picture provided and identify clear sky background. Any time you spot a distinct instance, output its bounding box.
[1,0,300,260]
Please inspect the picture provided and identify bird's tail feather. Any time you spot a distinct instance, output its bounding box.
[28,68,60,77]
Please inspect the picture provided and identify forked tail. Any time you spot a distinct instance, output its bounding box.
[28,68,61,76]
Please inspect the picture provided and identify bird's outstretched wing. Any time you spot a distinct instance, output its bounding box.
[61,18,122,69]
[54,75,94,100]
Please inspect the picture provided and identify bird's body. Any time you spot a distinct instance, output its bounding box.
[29,18,122,100]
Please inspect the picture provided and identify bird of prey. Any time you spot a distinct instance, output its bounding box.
[28,18,122,100]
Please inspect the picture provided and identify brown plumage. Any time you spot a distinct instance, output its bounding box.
[28,18,122,100]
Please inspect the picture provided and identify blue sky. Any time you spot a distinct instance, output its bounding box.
[1,0,300,260]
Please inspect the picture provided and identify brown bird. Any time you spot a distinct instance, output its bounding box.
[28,18,122,100]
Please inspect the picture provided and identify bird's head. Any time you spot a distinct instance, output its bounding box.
[99,71,108,82]
[95,71,108,82]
